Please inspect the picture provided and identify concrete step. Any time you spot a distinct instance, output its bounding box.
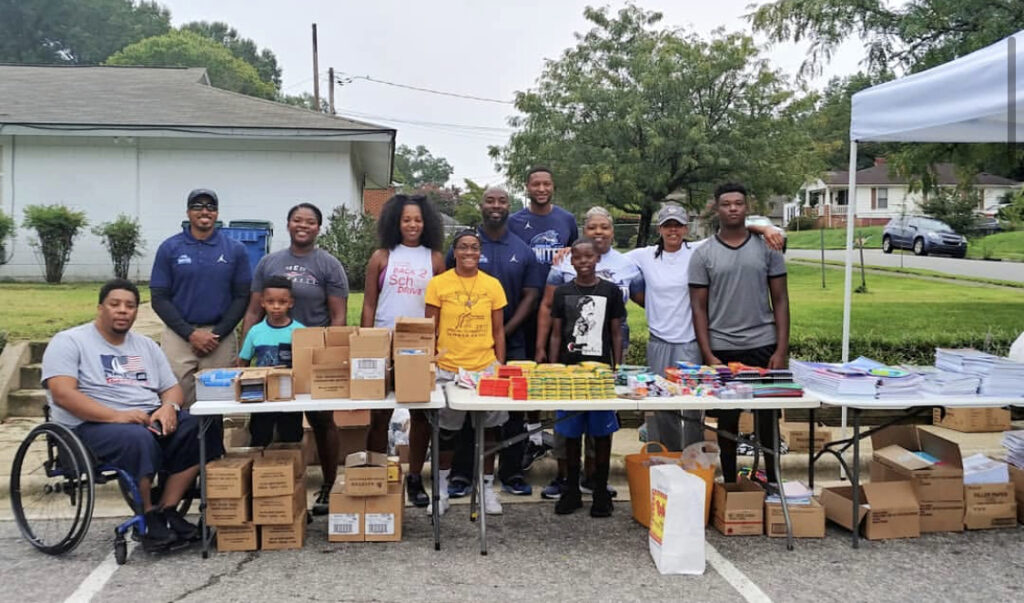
[7,389,46,417]
[19,364,42,390]
[29,341,48,364]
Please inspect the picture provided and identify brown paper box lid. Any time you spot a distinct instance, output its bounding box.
[863,481,920,512]
[394,317,435,333]
[292,328,325,348]
[875,444,935,471]
[345,451,388,469]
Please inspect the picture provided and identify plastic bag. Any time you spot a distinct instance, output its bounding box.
[681,441,721,471]
[649,464,706,575]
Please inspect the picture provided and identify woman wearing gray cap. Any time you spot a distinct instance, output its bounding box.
[626,202,783,451]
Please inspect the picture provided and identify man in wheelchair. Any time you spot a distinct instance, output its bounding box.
[42,278,225,552]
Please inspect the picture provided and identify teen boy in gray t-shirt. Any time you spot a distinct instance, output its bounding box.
[689,182,790,484]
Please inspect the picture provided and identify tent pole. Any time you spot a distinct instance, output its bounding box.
[839,140,858,479]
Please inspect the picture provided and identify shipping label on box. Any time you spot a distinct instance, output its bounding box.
[344,451,389,496]
[764,498,825,538]
[205,456,253,499]
[216,523,258,552]
[364,481,404,542]
[712,479,765,536]
[820,481,920,540]
[252,458,296,498]
[351,357,386,380]
[328,481,364,542]
[207,495,251,527]
[260,510,306,550]
[253,481,305,525]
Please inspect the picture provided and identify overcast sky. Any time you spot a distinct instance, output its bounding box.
[159,0,864,188]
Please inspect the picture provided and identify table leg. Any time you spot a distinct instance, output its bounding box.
[476,415,487,556]
[851,408,861,549]
[431,409,441,551]
[773,409,794,551]
[808,408,815,489]
[198,415,210,559]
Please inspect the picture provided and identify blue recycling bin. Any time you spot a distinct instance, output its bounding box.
[221,221,273,273]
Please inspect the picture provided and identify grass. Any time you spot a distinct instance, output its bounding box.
[966,230,1024,261]
[786,258,1024,289]
[786,226,884,250]
[0,282,151,339]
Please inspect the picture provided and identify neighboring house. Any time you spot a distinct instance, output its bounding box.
[799,159,1020,227]
[0,65,395,281]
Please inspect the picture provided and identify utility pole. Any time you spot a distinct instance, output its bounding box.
[312,23,320,111]
[328,67,336,115]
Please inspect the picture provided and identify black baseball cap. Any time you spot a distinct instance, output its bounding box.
[187,188,219,208]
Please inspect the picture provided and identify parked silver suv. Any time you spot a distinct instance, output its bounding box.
[882,215,967,258]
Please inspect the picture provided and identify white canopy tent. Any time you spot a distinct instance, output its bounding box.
[841,31,1024,362]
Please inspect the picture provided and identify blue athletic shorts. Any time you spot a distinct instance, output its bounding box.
[554,410,619,438]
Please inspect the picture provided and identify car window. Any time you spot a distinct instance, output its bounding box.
[886,218,900,228]
[916,217,953,232]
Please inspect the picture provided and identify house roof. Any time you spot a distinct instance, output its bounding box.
[822,162,1018,187]
[0,64,392,133]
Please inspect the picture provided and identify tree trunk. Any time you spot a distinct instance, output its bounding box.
[635,204,655,248]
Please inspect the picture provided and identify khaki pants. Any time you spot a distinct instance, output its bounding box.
[161,326,238,408]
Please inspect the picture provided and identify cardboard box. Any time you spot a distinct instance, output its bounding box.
[712,479,765,536]
[963,482,1017,529]
[235,369,267,403]
[207,495,251,527]
[764,498,825,538]
[1010,465,1024,524]
[205,456,253,499]
[869,461,964,532]
[262,443,305,479]
[350,328,390,400]
[395,444,410,465]
[365,481,404,542]
[292,327,327,395]
[344,451,389,496]
[261,510,306,550]
[252,457,296,498]
[216,522,258,552]
[779,422,832,453]
[820,482,920,540]
[392,317,435,356]
[195,368,243,401]
[394,349,435,403]
[871,425,964,504]
[223,426,250,450]
[334,409,371,427]
[328,480,364,542]
[932,407,1011,432]
[325,326,358,347]
[266,368,294,401]
[253,480,306,525]
[311,365,350,399]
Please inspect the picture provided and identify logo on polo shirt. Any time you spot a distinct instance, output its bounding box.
[523,222,533,230]
[216,254,228,264]
[509,254,519,263]
[176,254,192,265]
[479,254,490,264]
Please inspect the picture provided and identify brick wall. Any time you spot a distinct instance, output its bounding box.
[362,187,394,218]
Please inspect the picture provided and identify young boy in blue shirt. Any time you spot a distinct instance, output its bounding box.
[549,238,625,517]
[239,275,305,446]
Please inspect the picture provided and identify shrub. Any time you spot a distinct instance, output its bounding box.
[92,214,144,279]
[919,189,979,235]
[22,204,88,283]
[318,206,377,292]
[0,209,14,264]
[787,215,817,231]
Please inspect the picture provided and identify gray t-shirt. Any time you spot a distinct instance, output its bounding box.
[252,248,349,327]
[42,323,178,428]
[688,234,786,351]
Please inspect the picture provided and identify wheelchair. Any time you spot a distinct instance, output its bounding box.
[9,405,196,565]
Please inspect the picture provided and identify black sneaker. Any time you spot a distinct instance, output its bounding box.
[141,509,177,552]
[311,483,331,516]
[580,477,618,498]
[164,507,199,542]
[590,487,614,518]
[555,487,583,515]
[406,474,429,508]
[522,442,550,472]
[541,477,567,500]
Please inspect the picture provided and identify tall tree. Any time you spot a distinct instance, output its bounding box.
[106,30,277,99]
[0,0,170,64]
[491,5,817,246]
[394,144,454,190]
[181,21,282,90]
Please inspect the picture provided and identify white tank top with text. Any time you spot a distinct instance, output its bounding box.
[374,244,433,328]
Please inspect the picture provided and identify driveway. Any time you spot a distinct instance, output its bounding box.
[787,249,1024,282]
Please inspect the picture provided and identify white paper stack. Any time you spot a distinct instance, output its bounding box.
[765,481,813,505]
[935,348,999,373]
[962,453,1010,484]
[978,358,1024,396]
[920,371,981,396]
[1002,430,1024,469]
[875,373,925,399]
[791,360,877,396]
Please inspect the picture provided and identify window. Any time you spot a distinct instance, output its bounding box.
[876,187,888,210]
[835,189,848,205]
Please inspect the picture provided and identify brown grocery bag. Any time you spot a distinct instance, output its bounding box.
[626,442,682,527]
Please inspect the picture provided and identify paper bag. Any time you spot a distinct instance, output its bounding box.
[649,464,706,575]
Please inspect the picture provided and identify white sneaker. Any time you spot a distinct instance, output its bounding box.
[484,481,503,515]
[427,492,450,516]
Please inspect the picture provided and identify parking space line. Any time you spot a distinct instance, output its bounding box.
[65,542,135,603]
[705,542,772,603]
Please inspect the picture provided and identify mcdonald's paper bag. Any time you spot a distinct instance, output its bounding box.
[649,464,706,575]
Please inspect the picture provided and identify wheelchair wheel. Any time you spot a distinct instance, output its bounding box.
[10,423,96,555]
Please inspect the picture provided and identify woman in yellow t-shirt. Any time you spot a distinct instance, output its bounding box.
[424,229,507,515]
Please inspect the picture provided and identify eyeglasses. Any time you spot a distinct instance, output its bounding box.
[189,202,218,212]
[455,245,481,252]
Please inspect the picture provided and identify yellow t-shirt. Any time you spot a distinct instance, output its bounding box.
[425,269,508,372]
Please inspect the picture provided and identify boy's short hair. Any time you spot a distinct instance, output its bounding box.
[714,182,747,202]
[571,237,597,252]
[262,275,293,293]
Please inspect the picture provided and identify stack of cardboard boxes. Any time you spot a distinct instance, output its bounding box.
[710,478,826,538]
[328,451,404,543]
[392,317,436,403]
[206,454,257,551]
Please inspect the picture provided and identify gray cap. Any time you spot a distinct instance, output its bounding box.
[656,203,688,225]
[187,188,219,206]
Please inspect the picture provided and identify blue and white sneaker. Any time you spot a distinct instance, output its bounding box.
[501,476,533,496]
[540,477,567,500]
[447,477,472,498]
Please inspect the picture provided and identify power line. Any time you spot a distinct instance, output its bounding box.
[340,73,514,105]
[337,109,514,134]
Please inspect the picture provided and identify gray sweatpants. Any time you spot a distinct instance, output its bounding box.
[645,336,703,452]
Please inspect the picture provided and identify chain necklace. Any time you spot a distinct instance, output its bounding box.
[457,272,479,308]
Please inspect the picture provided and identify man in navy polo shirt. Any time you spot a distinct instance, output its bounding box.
[150,189,251,407]
[446,186,545,499]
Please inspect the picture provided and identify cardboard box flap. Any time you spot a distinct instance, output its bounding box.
[875,444,935,471]
[863,481,919,512]
[394,317,435,334]
[917,428,963,469]
[325,326,358,346]
[292,328,325,348]
[820,486,869,530]
[313,347,350,365]
[345,451,387,469]
[870,424,919,453]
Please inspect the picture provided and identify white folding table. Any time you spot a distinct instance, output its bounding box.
[190,386,447,556]
[805,391,1024,548]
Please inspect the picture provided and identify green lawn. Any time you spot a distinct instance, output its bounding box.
[966,230,1024,261]
[786,226,884,249]
[0,282,151,340]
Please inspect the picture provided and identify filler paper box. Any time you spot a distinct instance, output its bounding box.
[394,349,435,403]
[932,407,1011,433]
[252,457,296,497]
[344,451,389,496]
[253,481,306,525]
[392,317,435,357]
[779,422,832,453]
[207,495,251,527]
[764,499,825,538]
[311,346,351,399]
[869,461,963,532]
[364,481,404,542]
[871,425,964,505]
[350,328,391,400]
[328,481,364,542]
[205,456,253,499]
[963,483,1018,529]
[216,522,258,552]
[712,479,765,536]
[820,481,920,540]
[261,510,306,550]
[262,443,305,480]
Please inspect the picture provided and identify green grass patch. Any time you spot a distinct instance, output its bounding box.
[786,226,885,250]
[966,230,1024,262]
[787,258,1024,289]
[0,282,151,340]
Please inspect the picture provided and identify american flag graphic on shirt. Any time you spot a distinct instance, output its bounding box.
[101,354,149,385]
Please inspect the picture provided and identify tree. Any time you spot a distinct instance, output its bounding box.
[919,188,982,236]
[0,0,170,64]
[451,179,485,228]
[318,206,377,293]
[181,21,282,91]
[394,145,454,190]
[279,92,330,113]
[22,204,88,284]
[0,208,14,265]
[92,214,144,279]
[491,5,817,246]
[106,30,277,99]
